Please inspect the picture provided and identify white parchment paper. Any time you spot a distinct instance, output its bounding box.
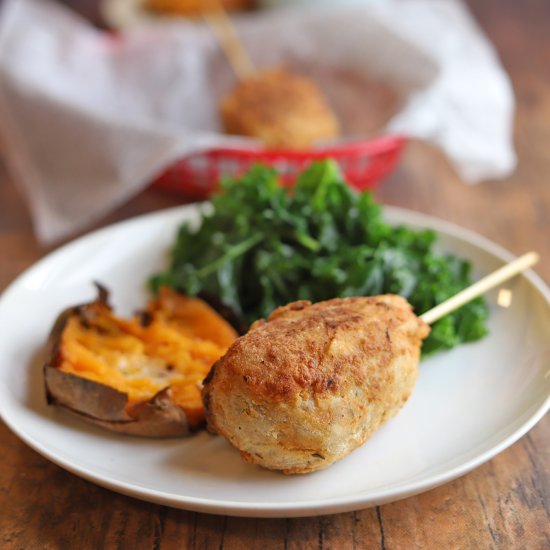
[0,0,516,243]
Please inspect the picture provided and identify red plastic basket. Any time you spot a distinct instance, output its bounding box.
[152,135,406,198]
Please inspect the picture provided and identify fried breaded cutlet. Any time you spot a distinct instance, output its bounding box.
[145,0,252,16]
[202,295,430,474]
[219,68,340,149]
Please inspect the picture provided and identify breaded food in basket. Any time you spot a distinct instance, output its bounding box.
[145,0,252,16]
[202,295,429,474]
[44,286,237,437]
[220,68,340,148]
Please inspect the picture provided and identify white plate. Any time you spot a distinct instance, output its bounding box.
[0,205,549,518]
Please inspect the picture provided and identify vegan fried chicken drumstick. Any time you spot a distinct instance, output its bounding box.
[203,1,340,148]
[202,252,539,474]
[203,295,428,474]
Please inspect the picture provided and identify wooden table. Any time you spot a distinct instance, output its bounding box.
[1,0,549,547]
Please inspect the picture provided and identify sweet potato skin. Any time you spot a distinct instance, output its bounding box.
[43,288,193,437]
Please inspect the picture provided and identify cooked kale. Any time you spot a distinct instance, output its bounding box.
[150,160,488,354]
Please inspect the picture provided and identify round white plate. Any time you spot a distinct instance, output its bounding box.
[0,205,549,518]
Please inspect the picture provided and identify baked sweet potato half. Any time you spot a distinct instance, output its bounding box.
[44,285,237,437]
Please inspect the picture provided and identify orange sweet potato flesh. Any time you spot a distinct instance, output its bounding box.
[44,285,237,437]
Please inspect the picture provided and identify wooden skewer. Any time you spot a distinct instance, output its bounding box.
[420,251,540,325]
[203,0,255,81]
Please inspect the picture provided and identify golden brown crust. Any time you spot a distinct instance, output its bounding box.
[144,0,252,16]
[202,295,430,473]
[220,68,340,149]
[208,295,425,401]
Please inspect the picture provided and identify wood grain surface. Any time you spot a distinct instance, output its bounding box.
[1,0,549,548]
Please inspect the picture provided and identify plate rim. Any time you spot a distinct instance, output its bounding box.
[1,203,549,518]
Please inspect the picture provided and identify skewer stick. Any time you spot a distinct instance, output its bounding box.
[420,251,539,325]
[203,0,255,81]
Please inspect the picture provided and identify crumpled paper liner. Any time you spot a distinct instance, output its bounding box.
[0,0,516,244]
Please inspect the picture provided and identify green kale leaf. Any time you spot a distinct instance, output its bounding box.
[149,160,489,354]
